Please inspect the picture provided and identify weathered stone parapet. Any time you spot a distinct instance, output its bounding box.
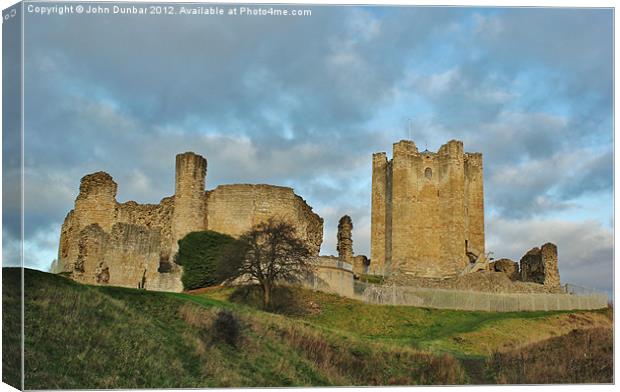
[437,139,463,157]
[520,243,560,287]
[337,215,353,264]
[393,139,418,156]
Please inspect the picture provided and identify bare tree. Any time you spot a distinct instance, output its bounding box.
[218,219,314,309]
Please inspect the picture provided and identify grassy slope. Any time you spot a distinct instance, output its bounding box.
[7,268,466,389]
[195,285,613,384]
[3,268,613,388]
[2,268,22,389]
[203,285,612,358]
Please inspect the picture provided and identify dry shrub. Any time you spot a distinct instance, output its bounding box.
[487,327,613,384]
[200,345,243,387]
[177,304,216,329]
[417,353,466,385]
[604,303,613,321]
[178,304,244,349]
[181,330,207,356]
[214,310,242,347]
[271,323,466,385]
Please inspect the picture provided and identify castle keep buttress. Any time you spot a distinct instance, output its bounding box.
[57,152,324,292]
[371,140,484,278]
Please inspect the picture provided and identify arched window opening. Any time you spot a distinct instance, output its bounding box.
[424,167,432,180]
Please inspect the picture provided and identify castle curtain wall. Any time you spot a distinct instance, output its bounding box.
[57,152,323,292]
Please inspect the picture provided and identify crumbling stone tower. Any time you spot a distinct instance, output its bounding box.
[337,215,353,264]
[520,243,560,288]
[171,152,207,254]
[370,139,485,278]
[74,172,118,232]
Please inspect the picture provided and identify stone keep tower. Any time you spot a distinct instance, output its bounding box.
[370,139,485,279]
[171,152,207,253]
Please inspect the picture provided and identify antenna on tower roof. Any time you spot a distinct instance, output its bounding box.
[407,118,413,141]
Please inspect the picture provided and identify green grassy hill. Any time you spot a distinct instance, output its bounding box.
[2,268,613,389]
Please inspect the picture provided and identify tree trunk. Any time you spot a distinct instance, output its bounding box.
[262,283,271,310]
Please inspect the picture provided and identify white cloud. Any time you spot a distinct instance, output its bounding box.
[348,9,382,42]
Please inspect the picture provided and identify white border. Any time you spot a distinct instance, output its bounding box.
[0,1,616,392]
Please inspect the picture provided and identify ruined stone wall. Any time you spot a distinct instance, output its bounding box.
[337,215,353,264]
[520,243,560,288]
[57,172,183,292]
[116,197,175,261]
[73,223,109,282]
[58,152,324,292]
[205,184,323,255]
[58,210,79,273]
[370,139,485,279]
[68,222,183,291]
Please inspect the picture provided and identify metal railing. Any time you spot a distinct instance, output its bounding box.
[563,283,602,295]
[352,280,608,312]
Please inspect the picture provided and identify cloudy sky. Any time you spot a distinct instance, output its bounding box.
[2,4,613,295]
